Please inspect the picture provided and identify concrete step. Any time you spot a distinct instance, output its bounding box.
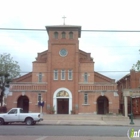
[42,114,129,121]
[102,115,129,121]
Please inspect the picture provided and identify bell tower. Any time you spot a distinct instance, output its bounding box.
[45,24,81,114]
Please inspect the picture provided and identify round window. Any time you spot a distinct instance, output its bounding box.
[59,49,68,57]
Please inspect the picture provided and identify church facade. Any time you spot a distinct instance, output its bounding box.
[6,25,119,114]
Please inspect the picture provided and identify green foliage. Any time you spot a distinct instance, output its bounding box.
[0,53,20,79]
[132,50,140,71]
[0,53,21,106]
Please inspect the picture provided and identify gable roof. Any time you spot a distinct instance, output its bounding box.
[33,50,47,63]
[79,50,94,62]
[12,72,32,82]
[94,72,115,83]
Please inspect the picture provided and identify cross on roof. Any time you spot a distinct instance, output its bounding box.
[62,16,66,25]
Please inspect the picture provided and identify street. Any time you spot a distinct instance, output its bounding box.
[0,125,139,137]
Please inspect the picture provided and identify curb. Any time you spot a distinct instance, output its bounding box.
[39,123,139,127]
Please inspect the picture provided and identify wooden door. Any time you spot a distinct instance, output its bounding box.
[57,99,69,114]
[132,98,140,115]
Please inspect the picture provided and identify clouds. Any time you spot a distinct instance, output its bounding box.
[79,32,140,80]
[0,30,47,73]
[0,0,140,81]
[1,0,140,29]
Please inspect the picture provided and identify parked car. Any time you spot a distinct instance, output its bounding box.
[0,108,43,125]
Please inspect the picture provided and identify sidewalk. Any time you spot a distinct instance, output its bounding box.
[40,119,139,126]
[40,114,140,126]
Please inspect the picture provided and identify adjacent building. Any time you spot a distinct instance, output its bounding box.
[117,70,140,117]
[6,25,119,114]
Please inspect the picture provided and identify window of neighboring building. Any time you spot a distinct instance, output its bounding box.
[69,32,73,39]
[54,70,58,80]
[38,72,42,82]
[68,70,73,80]
[62,32,66,39]
[54,32,58,39]
[84,93,88,104]
[84,72,88,82]
[38,93,42,103]
[61,70,65,80]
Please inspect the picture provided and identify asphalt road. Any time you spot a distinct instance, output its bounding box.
[0,124,139,137]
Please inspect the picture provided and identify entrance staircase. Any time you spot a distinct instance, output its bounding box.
[43,114,129,121]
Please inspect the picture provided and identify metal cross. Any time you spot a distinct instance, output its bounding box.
[62,16,66,25]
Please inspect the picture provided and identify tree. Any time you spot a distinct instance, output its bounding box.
[132,50,140,71]
[0,53,20,106]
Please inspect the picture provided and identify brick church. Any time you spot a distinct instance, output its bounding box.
[6,24,119,114]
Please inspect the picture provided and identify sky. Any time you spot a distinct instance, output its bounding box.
[0,0,140,81]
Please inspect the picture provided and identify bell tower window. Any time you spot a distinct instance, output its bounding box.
[69,32,73,39]
[62,32,66,39]
[54,32,58,39]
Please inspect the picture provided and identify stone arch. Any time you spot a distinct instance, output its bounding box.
[97,96,109,114]
[53,87,72,114]
[17,95,29,113]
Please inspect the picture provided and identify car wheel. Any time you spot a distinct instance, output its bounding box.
[0,118,4,125]
[25,118,33,125]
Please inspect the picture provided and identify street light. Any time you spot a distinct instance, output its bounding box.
[130,96,134,125]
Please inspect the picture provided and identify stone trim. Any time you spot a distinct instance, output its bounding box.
[82,104,90,106]
[78,90,118,93]
[11,82,47,84]
[51,43,76,45]
[79,82,94,84]
[11,90,47,92]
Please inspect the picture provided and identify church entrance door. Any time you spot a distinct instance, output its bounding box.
[57,99,69,114]
[97,96,109,114]
[17,96,29,113]
[53,88,72,114]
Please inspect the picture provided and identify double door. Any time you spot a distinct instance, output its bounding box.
[57,99,69,114]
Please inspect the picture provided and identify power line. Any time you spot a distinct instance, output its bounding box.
[19,71,130,74]
[1,28,140,32]
[82,30,140,32]
[0,28,45,31]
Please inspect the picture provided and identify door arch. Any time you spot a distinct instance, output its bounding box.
[17,95,29,113]
[97,96,109,114]
[53,88,72,114]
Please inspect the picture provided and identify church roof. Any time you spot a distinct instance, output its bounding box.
[45,25,81,37]
[94,71,115,83]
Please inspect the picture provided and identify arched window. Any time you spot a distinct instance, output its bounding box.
[62,32,66,39]
[69,32,73,39]
[56,90,69,97]
[54,32,58,39]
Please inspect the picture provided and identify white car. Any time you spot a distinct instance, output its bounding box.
[0,108,43,125]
